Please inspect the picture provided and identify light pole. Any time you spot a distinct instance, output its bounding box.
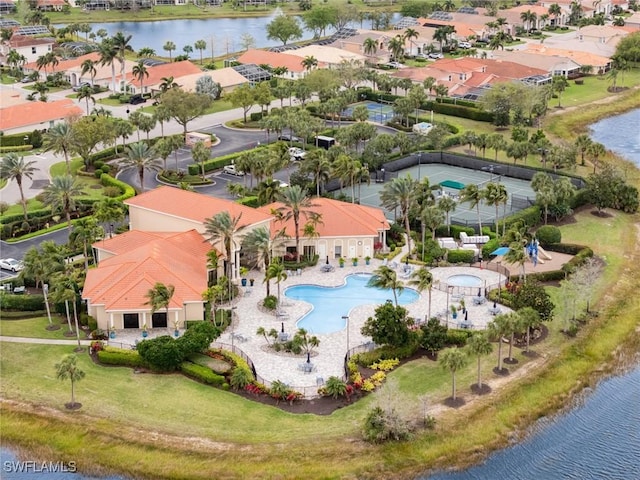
[342,315,350,354]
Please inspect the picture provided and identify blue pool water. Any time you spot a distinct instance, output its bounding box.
[447,274,482,287]
[284,274,419,334]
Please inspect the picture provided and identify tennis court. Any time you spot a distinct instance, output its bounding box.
[342,101,395,123]
[357,164,536,228]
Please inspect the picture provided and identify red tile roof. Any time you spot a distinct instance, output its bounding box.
[83,230,211,311]
[258,197,389,238]
[0,98,82,131]
[124,60,202,87]
[9,36,55,49]
[237,49,325,73]
[24,52,101,74]
[125,186,273,227]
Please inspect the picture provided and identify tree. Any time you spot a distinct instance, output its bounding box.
[512,280,555,322]
[487,313,512,372]
[0,153,38,221]
[112,32,132,92]
[461,184,485,235]
[466,332,493,391]
[363,37,378,62]
[70,116,114,169]
[120,142,160,193]
[138,47,156,58]
[361,300,413,348]
[182,45,193,59]
[587,141,606,174]
[439,347,469,402]
[380,176,418,259]
[163,41,176,60]
[195,75,221,100]
[55,354,85,409]
[420,317,448,356]
[387,35,405,61]
[301,55,318,72]
[42,175,82,231]
[242,226,285,297]
[276,185,317,263]
[226,83,256,124]
[575,134,592,166]
[76,85,95,115]
[613,30,640,63]
[80,58,97,85]
[192,141,210,180]
[145,282,175,323]
[69,217,102,271]
[93,197,125,239]
[132,60,149,94]
[531,172,556,225]
[504,240,528,280]
[409,268,435,320]
[265,260,287,306]
[266,15,303,46]
[194,39,207,64]
[367,266,404,306]
[160,88,213,136]
[204,212,246,283]
[552,75,569,107]
[98,38,118,92]
[404,27,419,56]
[44,121,74,175]
[517,307,541,354]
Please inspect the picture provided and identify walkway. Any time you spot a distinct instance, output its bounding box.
[0,336,91,346]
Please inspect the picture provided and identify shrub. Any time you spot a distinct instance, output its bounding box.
[137,335,186,371]
[0,294,45,311]
[103,186,122,198]
[180,362,226,386]
[445,329,472,347]
[236,196,259,207]
[97,347,147,368]
[263,295,277,310]
[363,406,412,443]
[100,174,135,201]
[446,249,475,264]
[250,112,263,122]
[229,366,253,390]
[536,225,561,246]
[370,358,399,371]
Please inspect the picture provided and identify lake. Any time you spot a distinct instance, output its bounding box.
[55,12,402,56]
[589,108,640,166]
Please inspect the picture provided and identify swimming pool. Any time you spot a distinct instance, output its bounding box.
[284,274,419,334]
[447,274,483,287]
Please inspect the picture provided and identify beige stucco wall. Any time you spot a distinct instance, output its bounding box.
[299,236,378,262]
[91,304,205,331]
[128,207,204,233]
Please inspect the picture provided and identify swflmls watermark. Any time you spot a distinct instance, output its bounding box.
[3,460,77,474]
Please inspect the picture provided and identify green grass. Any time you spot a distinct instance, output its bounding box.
[0,316,86,340]
[1,73,18,84]
[554,70,640,107]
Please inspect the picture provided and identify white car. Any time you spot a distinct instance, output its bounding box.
[458,42,472,49]
[222,164,244,176]
[428,52,444,59]
[288,147,306,160]
[0,258,23,272]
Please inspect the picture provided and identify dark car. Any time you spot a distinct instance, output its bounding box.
[278,134,300,143]
[129,94,146,105]
[73,82,91,92]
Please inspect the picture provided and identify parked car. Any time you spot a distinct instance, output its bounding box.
[277,180,289,188]
[428,52,444,59]
[278,134,300,143]
[129,94,146,105]
[0,258,23,272]
[73,82,91,92]
[222,164,244,176]
[288,147,306,160]
[458,42,472,49]
[386,61,404,69]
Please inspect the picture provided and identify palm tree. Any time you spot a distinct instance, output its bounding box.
[42,175,83,231]
[194,39,207,65]
[0,154,37,221]
[50,272,77,335]
[277,185,317,263]
[387,35,405,61]
[144,282,175,325]
[380,175,418,259]
[549,3,562,26]
[438,195,457,236]
[44,122,73,175]
[467,333,493,392]
[76,86,95,115]
[80,58,96,86]
[132,60,149,95]
[69,217,102,271]
[410,268,435,320]
[504,240,527,280]
[138,47,156,58]
[301,55,318,72]
[363,37,378,63]
[163,41,176,61]
[461,183,485,235]
[439,347,469,402]
[404,28,419,56]
[517,307,541,354]
[120,142,161,193]
[112,31,132,92]
[242,226,285,297]
[484,182,507,233]
[98,38,118,92]
[520,10,537,33]
[265,260,287,306]
[55,354,85,408]
[300,150,331,197]
[204,212,247,283]
[93,197,125,239]
[158,76,178,94]
[587,141,606,174]
[575,134,592,166]
[487,313,512,373]
[368,265,404,306]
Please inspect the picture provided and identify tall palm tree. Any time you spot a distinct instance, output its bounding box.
[332,155,361,203]
[80,58,96,86]
[93,197,125,239]
[387,34,405,61]
[466,332,493,392]
[98,38,118,92]
[204,212,247,282]
[0,153,38,220]
[587,141,606,174]
[42,175,83,231]
[55,354,85,408]
[163,41,176,61]
[517,307,541,354]
[484,182,508,233]
[44,122,73,175]
[301,55,318,72]
[368,265,404,306]
[112,31,132,92]
[363,37,378,62]
[549,3,562,26]
[132,60,149,95]
[439,347,469,402]
[380,175,418,258]
[144,282,175,326]
[487,313,512,373]
[119,142,161,193]
[76,85,95,115]
[276,185,317,263]
[438,196,457,236]
[242,226,286,297]
[403,28,419,56]
[520,10,537,33]
[194,39,207,64]
[461,183,485,235]
[69,217,102,271]
[300,150,331,197]
[410,268,435,320]
[504,240,527,280]
[265,260,288,306]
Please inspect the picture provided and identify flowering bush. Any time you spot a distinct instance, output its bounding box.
[350,371,363,385]
[90,341,104,353]
[245,383,267,396]
[370,358,399,371]
[361,379,376,392]
[370,371,386,386]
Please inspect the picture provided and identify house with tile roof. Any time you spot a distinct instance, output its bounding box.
[83,230,212,331]
[0,97,82,134]
[237,49,325,80]
[258,197,389,261]
[489,49,582,78]
[123,60,202,95]
[0,35,54,65]
[525,44,611,72]
[173,68,249,94]
[285,45,366,67]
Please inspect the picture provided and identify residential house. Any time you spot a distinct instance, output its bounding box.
[237,49,326,80]
[328,30,394,63]
[83,230,212,331]
[501,4,552,32]
[175,67,249,94]
[525,44,611,73]
[0,35,54,65]
[258,197,389,261]
[489,49,582,78]
[123,60,202,95]
[37,0,66,11]
[285,45,366,68]
[626,12,640,30]
[0,94,82,134]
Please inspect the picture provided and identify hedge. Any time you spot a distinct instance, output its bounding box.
[236,196,259,207]
[97,346,148,368]
[0,133,31,147]
[351,342,420,367]
[0,294,45,311]
[0,310,48,319]
[187,152,242,176]
[180,362,226,386]
[0,145,33,153]
[446,249,476,264]
[283,254,320,270]
[101,173,136,201]
[445,329,473,347]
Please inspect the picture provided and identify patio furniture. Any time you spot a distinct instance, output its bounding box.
[472,296,486,306]
[488,306,502,316]
[277,332,289,342]
[320,264,334,273]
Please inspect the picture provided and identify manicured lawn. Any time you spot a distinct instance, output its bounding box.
[0,316,86,340]
[138,98,234,116]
